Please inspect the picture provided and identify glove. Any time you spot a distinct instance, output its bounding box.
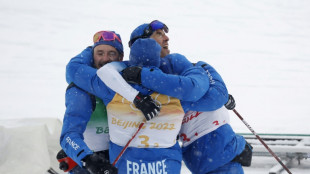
[56,149,78,172]
[225,94,236,110]
[232,141,253,166]
[82,153,118,174]
[134,92,160,121]
[121,66,142,84]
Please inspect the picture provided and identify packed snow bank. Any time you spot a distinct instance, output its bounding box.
[0,118,63,174]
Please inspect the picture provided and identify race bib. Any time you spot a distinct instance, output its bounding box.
[84,99,109,152]
[179,106,230,147]
[107,92,184,148]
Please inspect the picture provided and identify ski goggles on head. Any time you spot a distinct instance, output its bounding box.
[93,31,122,44]
[128,20,169,47]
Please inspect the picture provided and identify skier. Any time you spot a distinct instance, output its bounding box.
[65,33,209,173]
[125,20,252,174]
[100,20,252,174]
[59,30,159,174]
[65,20,252,173]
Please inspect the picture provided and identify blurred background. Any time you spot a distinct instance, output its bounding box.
[1,0,309,136]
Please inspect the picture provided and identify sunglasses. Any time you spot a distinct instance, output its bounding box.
[93,31,122,44]
[128,20,169,47]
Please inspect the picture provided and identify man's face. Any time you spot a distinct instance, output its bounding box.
[93,44,123,69]
[150,29,170,58]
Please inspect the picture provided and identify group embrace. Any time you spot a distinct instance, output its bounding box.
[57,20,252,174]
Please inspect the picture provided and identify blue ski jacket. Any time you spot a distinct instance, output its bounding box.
[60,85,95,167]
[66,49,212,108]
[62,38,245,174]
[65,43,227,112]
[61,41,211,166]
[127,39,244,174]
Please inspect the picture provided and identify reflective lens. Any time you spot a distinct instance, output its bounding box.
[149,20,169,33]
[93,31,122,43]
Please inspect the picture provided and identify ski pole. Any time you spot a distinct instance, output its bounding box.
[112,121,145,166]
[233,109,292,174]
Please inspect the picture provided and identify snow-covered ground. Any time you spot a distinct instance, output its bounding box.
[0,0,309,173]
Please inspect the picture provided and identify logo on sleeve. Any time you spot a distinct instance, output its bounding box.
[66,137,80,150]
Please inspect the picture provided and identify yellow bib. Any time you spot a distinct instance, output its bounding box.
[107,92,184,148]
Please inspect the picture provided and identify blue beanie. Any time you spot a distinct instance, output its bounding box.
[130,24,149,41]
[128,20,168,47]
[129,38,161,67]
[93,32,124,54]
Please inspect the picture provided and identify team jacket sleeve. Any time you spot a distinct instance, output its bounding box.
[65,46,114,104]
[97,62,139,102]
[184,61,229,111]
[66,46,93,84]
[60,86,94,167]
[140,53,210,102]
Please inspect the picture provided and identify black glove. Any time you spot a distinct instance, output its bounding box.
[56,149,78,172]
[82,153,118,174]
[232,142,253,166]
[134,92,160,121]
[121,66,142,84]
[225,94,236,110]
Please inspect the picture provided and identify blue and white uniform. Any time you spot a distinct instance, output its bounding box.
[66,39,246,174]
[128,39,246,174]
[65,41,209,173]
[176,62,246,174]
[126,39,246,174]
[60,84,110,173]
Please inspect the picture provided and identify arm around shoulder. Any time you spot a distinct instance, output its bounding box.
[65,47,113,102]
[141,53,210,102]
[97,62,139,102]
[66,46,93,84]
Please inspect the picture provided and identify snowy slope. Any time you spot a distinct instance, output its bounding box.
[0,0,310,173]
